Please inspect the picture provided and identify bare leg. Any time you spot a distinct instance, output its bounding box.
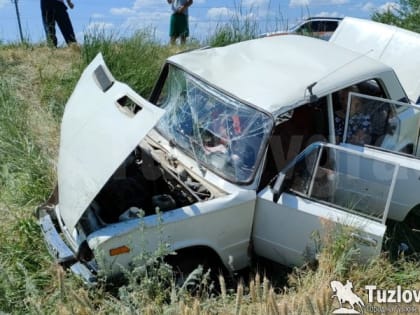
[170,36,177,45]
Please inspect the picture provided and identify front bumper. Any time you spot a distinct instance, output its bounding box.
[38,207,97,284]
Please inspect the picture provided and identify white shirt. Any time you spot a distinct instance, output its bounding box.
[171,0,190,15]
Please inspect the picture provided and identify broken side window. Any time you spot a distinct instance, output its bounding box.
[284,145,396,223]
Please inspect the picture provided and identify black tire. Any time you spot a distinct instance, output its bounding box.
[385,213,420,260]
[165,249,227,293]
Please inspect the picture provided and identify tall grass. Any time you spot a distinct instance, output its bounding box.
[205,4,260,47]
[0,80,51,206]
[0,74,57,314]
[82,28,180,97]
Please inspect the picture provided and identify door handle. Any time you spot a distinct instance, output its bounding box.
[350,232,378,247]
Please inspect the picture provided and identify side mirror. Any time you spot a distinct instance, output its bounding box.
[272,172,286,203]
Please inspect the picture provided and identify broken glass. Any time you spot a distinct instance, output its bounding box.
[156,65,273,183]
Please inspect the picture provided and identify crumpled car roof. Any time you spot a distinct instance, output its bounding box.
[168,35,394,115]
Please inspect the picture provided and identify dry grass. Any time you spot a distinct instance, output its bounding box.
[1,45,81,176]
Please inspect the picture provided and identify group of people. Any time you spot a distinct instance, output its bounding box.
[40,0,193,47]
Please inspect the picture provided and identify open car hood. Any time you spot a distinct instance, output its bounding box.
[58,53,164,232]
[330,17,420,102]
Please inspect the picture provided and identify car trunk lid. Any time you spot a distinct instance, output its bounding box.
[330,17,420,102]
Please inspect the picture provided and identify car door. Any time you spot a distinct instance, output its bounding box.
[345,92,420,155]
[253,143,393,267]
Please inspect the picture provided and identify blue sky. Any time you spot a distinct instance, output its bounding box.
[0,0,398,45]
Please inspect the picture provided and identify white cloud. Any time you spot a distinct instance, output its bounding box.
[133,0,162,10]
[207,7,235,19]
[132,0,205,7]
[328,0,349,4]
[290,0,350,6]
[122,12,171,29]
[289,0,310,8]
[242,0,269,7]
[86,22,115,32]
[289,0,349,7]
[376,2,400,14]
[0,0,9,8]
[362,2,376,12]
[315,11,343,17]
[110,8,136,16]
[91,13,105,19]
[118,13,169,42]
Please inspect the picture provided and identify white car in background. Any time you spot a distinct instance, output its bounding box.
[38,31,420,284]
[261,17,342,40]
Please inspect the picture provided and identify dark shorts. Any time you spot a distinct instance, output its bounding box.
[170,13,189,38]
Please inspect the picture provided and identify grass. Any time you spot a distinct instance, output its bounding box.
[0,25,419,314]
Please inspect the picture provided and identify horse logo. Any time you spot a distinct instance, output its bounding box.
[330,280,365,314]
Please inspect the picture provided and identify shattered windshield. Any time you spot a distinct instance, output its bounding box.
[156,65,273,183]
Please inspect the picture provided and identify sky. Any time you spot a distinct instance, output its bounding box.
[0,0,399,45]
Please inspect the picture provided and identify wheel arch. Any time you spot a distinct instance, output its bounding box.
[402,204,420,225]
[165,245,229,275]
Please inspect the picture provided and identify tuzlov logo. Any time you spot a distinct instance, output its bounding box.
[365,285,420,303]
[330,280,420,314]
[330,280,365,314]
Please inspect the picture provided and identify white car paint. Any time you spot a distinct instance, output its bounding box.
[254,190,386,266]
[88,190,256,275]
[58,53,165,232]
[253,141,420,268]
[330,17,420,103]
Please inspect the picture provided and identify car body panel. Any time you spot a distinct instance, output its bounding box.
[87,190,256,275]
[342,143,420,222]
[254,191,386,266]
[330,17,420,102]
[58,53,165,232]
[254,143,394,266]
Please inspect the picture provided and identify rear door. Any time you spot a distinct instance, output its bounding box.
[344,92,420,155]
[253,143,393,267]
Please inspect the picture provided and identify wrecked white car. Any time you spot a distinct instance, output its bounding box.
[38,34,420,284]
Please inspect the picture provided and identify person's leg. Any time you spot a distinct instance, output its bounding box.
[169,14,178,45]
[55,1,76,44]
[180,14,189,45]
[41,0,58,47]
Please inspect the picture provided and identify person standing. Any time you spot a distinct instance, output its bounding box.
[41,0,77,47]
[167,0,193,45]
